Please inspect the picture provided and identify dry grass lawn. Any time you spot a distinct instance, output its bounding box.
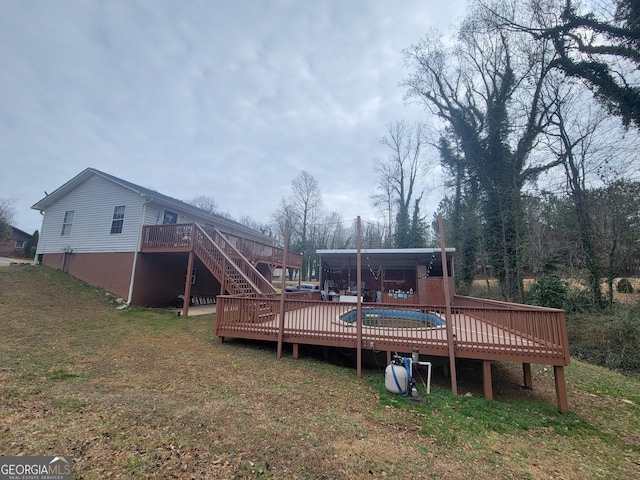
[1,266,639,479]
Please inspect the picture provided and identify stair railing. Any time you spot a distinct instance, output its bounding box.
[193,225,277,296]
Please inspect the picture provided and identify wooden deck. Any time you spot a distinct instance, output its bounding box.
[215,295,571,411]
[137,223,570,411]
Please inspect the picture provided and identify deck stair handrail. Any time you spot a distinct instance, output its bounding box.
[207,227,303,271]
[192,224,277,297]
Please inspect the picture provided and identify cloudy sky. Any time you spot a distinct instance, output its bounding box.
[1,0,467,233]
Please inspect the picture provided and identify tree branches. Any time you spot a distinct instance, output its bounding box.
[482,0,640,128]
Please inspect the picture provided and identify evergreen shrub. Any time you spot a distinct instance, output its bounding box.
[617,278,634,294]
[527,273,567,309]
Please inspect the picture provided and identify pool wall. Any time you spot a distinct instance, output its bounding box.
[338,307,444,327]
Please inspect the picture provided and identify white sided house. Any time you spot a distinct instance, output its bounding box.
[32,168,301,308]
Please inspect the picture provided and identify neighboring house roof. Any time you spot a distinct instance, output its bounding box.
[8,226,32,238]
[31,167,268,241]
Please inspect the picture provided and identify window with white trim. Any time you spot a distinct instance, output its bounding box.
[15,240,24,248]
[61,210,74,236]
[110,205,126,234]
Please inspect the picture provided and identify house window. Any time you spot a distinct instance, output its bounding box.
[110,205,126,234]
[61,210,74,236]
[163,210,178,224]
[15,240,24,249]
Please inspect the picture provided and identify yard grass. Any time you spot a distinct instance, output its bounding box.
[1,266,639,479]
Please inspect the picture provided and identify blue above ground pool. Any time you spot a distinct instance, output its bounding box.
[338,307,445,327]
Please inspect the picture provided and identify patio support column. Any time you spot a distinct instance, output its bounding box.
[182,251,195,318]
[523,363,532,389]
[318,256,323,296]
[277,221,289,360]
[483,360,493,400]
[554,366,569,413]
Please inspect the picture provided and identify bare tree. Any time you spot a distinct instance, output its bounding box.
[403,4,561,301]
[272,171,324,280]
[542,83,616,307]
[271,200,300,246]
[238,215,272,237]
[592,180,640,305]
[0,198,15,243]
[369,160,395,248]
[361,219,388,249]
[316,211,352,249]
[372,120,431,248]
[186,195,219,215]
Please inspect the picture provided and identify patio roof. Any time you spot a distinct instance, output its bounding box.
[316,248,455,271]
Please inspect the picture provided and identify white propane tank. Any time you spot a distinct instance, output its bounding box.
[385,362,408,394]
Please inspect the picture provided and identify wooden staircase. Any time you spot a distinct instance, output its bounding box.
[192,224,277,297]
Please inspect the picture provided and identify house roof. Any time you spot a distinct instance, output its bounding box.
[317,248,455,271]
[9,226,32,238]
[31,167,268,240]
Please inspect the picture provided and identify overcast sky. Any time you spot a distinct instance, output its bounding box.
[1,0,467,233]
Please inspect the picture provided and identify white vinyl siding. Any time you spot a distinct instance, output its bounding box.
[36,175,144,254]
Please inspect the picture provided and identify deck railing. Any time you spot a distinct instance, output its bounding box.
[141,223,302,271]
[215,295,570,365]
[203,226,303,270]
[142,223,195,250]
[453,295,569,361]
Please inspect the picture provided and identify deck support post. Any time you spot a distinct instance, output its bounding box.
[355,216,363,378]
[386,351,391,365]
[554,366,569,413]
[438,214,457,396]
[293,343,299,359]
[482,360,493,401]
[277,221,289,360]
[182,251,195,318]
[220,255,227,296]
[523,363,532,389]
